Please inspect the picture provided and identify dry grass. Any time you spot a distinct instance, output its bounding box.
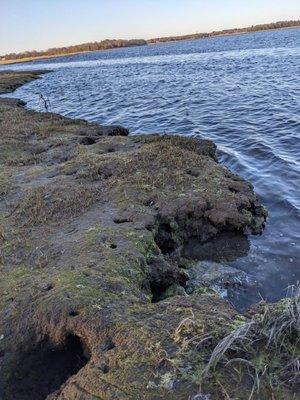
[13,184,100,226]
[0,168,14,196]
[201,286,300,399]
[69,139,221,202]
[0,106,77,140]
[0,71,43,93]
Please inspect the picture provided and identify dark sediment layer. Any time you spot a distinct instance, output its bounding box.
[0,71,297,400]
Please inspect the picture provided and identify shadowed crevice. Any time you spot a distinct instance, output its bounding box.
[5,334,90,400]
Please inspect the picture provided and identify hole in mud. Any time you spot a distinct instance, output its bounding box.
[99,363,109,374]
[106,147,115,153]
[98,168,113,180]
[0,350,5,358]
[154,223,177,254]
[100,339,116,352]
[150,275,187,303]
[150,280,187,303]
[144,199,155,207]
[141,280,150,292]
[110,243,117,249]
[229,187,239,194]
[151,283,169,303]
[80,137,96,145]
[6,334,90,400]
[186,168,199,177]
[69,310,79,317]
[113,218,132,224]
[43,283,54,291]
[102,365,109,373]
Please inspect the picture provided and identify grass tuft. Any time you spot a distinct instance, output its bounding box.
[201,286,300,398]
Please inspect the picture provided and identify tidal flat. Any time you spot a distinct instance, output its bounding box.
[0,71,298,400]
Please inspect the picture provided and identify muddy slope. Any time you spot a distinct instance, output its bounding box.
[0,71,274,400]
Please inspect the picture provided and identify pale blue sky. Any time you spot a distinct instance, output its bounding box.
[1,0,299,54]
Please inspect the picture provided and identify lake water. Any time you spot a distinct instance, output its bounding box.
[1,28,299,310]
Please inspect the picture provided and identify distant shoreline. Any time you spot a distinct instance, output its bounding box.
[0,51,95,66]
[148,25,300,46]
[1,23,299,66]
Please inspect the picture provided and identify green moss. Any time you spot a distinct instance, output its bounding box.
[84,224,106,246]
[54,269,107,311]
[192,286,213,295]
[229,314,247,331]
[0,145,26,165]
[0,267,32,309]
[82,223,156,285]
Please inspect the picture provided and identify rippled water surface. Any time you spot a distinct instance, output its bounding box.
[1,28,300,310]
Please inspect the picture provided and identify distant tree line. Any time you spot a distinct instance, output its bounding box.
[1,39,147,61]
[148,20,300,43]
[1,20,299,61]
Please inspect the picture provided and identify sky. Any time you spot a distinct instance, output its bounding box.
[1,0,299,54]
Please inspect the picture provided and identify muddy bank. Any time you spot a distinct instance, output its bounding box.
[0,71,297,400]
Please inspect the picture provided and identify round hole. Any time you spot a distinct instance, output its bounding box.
[113,218,131,224]
[69,310,79,317]
[43,284,54,291]
[99,363,109,374]
[80,137,96,145]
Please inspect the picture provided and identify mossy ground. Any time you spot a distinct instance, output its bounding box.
[0,72,293,400]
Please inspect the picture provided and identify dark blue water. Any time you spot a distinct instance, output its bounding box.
[1,28,299,309]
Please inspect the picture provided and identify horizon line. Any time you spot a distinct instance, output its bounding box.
[1,19,299,62]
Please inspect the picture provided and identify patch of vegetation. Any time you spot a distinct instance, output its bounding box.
[0,144,27,165]
[0,267,32,309]
[69,137,230,211]
[193,288,300,399]
[14,184,99,226]
[0,168,14,197]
